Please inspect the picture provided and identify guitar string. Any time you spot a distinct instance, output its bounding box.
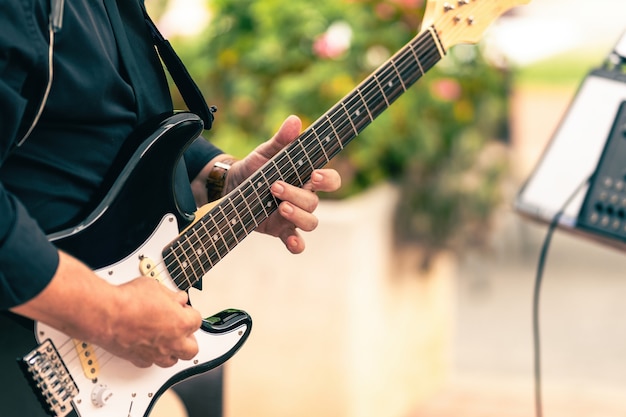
[158,33,426,286]
[34,21,484,402]
[34,19,477,389]
[161,29,443,291]
[119,29,440,291]
[38,30,444,386]
[51,337,101,384]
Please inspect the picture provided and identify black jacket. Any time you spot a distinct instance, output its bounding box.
[0,0,221,308]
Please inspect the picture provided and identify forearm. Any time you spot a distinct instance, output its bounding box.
[11,250,202,368]
[10,251,118,344]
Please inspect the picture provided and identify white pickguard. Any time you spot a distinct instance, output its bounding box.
[34,214,249,417]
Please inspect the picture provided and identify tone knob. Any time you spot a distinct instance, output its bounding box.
[91,384,113,407]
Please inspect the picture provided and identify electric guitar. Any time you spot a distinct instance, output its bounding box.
[6,1,529,416]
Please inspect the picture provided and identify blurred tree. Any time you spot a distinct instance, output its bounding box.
[162,0,510,268]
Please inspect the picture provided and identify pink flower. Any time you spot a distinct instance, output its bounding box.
[431,78,462,101]
[313,22,352,59]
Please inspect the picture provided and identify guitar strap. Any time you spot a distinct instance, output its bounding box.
[141,6,216,130]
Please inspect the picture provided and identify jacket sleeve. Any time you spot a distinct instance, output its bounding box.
[0,190,59,309]
[183,136,224,180]
[0,0,60,309]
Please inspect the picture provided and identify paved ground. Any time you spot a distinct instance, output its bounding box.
[409,13,626,411]
[408,207,626,417]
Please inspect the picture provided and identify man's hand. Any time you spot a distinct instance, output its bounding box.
[12,251,202,368]
[225,115,342,253]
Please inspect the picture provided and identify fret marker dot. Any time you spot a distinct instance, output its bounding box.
[213,235,219,241]
[196,249,203,255]
[182,261,188,268]
[325,136,331,143]
[388,81,394,87]
[298,160,304,166]
[266,202,272,208]
[257,182,263,188]
[356,110,361,116]
[231,219,237,226]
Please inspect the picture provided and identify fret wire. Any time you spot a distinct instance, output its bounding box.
[230,193,257,233]
[222,196,246,237]
[195,218,222,266]
[263,158,282,184]
[297,140,315,174]
[301,131,329,170]
[186,234,207,278]
[343,93,371,134]
[356,87,374,122]
[327,101,353,143]
[408,41,425,76]
[292,134,324,177]
[396,40,428,88]
[286,139,315,182]
[163,30,444,283]
[267,154,302,190]
[359,76,388,120]
[238,186,266,227]
[169,245,194,290]
[375,61,404,104]
[178,237,205,283]
[162,250,182,286]
[208,214,230,256]
[311,30,438,159]
[324,113,343,151]
[165,245,184,288]
[310,125,331,163]
[360,63,406,117]
[219,204,240,247]
[395,40,421,85]
[180,238,204,289]
[280,149,305,187]
[249,175,270,218]
[312,131,333,166]
[372,74,390,107]
[259,170,280,212]
[189,225,215,272]
[413,34,441,73]
[389,59,407,92]
[312,120,343,163]
[328,104,355,147]
[313,117,341,156]
[229,200,259,239]
[340,102,359,136]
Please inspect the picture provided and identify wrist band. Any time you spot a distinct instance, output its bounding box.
[206,159,235,202]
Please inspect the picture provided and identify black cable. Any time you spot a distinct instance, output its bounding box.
[532,175,592,417]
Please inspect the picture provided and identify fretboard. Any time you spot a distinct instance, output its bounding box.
[163,26,445,291]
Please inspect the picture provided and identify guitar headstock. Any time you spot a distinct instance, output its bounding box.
[421,0,531,50]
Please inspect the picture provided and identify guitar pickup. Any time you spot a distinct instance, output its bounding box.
[19,339,79,417]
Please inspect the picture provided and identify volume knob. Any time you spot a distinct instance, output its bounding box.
[91,384,113,407]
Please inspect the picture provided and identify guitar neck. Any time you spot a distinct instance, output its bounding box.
[163,27,445,291]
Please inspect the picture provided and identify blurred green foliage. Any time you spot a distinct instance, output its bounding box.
[165,0,510,266]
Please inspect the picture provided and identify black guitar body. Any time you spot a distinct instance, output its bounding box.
[49,112,204,269]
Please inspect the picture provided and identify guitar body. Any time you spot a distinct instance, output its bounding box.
[2,1,531,415]
[4,112,252,417]
[48,112,200,269]
[37,221,250,417]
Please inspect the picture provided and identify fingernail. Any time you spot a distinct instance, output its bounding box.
[282,203,293,214]
[312,172,323,183]
[273,183,284,195]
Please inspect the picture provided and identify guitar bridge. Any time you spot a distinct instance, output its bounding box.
[19,339,79,417]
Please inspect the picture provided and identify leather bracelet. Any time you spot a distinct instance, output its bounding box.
[206,158,236,202]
